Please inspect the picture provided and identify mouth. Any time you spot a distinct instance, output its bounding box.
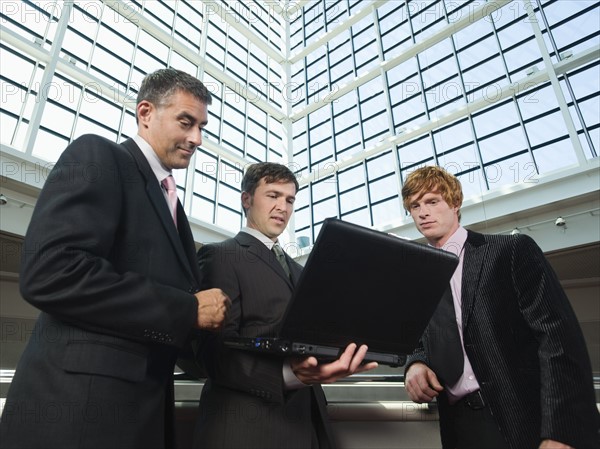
[271,216,286,225]
[420,221,435,227]
[179,147,195,156]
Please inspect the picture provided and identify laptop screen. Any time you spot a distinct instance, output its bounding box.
[279,218,459,355]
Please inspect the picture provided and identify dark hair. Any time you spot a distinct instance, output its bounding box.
[401,165,463,220]
[136,68,212,122]
[241,162,299,215]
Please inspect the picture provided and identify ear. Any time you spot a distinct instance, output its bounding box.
[241,191,252,211]
[136,100,154,127]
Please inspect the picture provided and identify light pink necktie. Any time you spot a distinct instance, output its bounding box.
[161,175,178,227]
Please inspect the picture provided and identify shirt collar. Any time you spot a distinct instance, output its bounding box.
[133,134,171,183]
[441,226,468,258]
[242,226,278,250]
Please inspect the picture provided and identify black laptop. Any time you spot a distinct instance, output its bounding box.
[224,217,459,367]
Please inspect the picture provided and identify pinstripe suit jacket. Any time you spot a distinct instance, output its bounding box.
[191,232,336,449]
[407,230,599,449]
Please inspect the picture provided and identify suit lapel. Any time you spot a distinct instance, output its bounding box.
[288,256,301,287]
[236,232,294,289]
[461,231,488,330]
[121,139,196,283]
[176,204,203,284]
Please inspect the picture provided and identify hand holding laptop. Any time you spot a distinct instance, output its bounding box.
[290,343,379,385]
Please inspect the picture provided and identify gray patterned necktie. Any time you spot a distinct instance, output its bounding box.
[272,243,291,278]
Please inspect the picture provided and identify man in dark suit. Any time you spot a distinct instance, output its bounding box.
[402,165,599,449]
[192,162,378,448]
[0,68,230,449]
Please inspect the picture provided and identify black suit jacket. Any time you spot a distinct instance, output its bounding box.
[407,230,599,449]
[0,135,201,448]
[192,231,336,449]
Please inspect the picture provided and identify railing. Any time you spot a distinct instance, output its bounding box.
[3,370,600,423]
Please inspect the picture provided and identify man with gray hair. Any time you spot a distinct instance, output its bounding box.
[1,68,230,448]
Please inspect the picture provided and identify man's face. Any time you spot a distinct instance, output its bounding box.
[137,90,208,170]
[243,179,296,241]
[408,191,460,248]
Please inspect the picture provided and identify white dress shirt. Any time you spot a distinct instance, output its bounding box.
[133,134,173,206]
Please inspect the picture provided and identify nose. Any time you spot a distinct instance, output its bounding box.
[275,196,287,211]
[189,127,202,148]
[418,204,430,217]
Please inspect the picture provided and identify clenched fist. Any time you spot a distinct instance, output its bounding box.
[195,288,231,330]
[404,362,443,403]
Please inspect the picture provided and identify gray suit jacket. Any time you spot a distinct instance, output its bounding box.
[0,135,200,448]
[192,231,336,449]
[407,230,599,449]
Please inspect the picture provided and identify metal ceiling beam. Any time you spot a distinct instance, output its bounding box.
[295,44,599,186]
[288,0,387,64]
[201,0,286,64]
[102,0,286,121]
[289,0,511,122]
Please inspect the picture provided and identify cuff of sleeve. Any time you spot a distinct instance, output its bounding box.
[282,357,308,390]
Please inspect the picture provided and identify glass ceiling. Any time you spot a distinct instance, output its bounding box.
[1,0,598,243]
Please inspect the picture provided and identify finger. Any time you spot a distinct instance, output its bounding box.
[355,361,378,373]
[405,384,423,403]
[416,379,439,399]
[337,343,358,365]
[406,372,431,401]
[426,370,444,392]
[305,356,318,368]
[325,345,358,374]
[348,344,369,372]
[314,345,354,377]
[296,356,318,370]
[407,381,435,402]
[419,390,437,402]
[410,390,432,403]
